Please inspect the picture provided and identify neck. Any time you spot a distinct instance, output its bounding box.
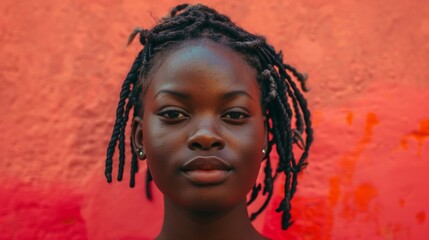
[155,198,267,240]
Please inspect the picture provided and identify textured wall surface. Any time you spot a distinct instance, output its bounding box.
[1,0,428,239]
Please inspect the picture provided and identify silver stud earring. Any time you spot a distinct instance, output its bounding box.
[262,149,266,155]
[138,149,145,159]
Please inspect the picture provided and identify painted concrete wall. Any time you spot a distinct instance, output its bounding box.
[1,0,428,239]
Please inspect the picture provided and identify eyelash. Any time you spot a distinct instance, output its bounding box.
[221,108,250,121]
[158,108,188,121]
[157,107,250,124]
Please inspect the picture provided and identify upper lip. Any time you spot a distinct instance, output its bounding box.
[181,156,232,171]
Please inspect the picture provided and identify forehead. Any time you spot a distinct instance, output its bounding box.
[146,39,260,97]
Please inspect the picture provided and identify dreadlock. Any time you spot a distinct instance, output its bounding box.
[105,3,313,230]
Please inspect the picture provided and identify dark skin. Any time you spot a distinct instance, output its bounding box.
[132,39,269,240]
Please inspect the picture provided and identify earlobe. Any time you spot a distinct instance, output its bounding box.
[137,149,146,160]
[262,118,269,159]
[131,117,146,160]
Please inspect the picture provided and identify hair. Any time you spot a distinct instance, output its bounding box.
[104,3,313,230]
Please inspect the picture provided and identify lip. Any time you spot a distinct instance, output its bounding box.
[181,156,232,185]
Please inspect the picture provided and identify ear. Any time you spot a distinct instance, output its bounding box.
[131,116,146,160]
[262,117,269,159]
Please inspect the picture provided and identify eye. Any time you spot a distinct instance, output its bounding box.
[161,111,185,119]
[224,111,247,119]
[222,108,250,123]
[158,108,188,123]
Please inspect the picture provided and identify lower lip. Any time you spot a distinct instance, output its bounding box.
[182,170,231,185]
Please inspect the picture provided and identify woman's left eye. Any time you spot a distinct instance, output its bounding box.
[222,109,250,121]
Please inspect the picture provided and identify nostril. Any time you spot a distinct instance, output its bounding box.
[211,142,223,149]
[190,142,203,150]
[189,141,223,150]
[187,129,225,150]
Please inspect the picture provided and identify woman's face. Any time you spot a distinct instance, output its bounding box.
[134,39,266,212]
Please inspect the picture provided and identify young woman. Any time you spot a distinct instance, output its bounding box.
[104,4,313,239]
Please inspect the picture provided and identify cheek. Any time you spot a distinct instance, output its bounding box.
[232,118,266,159]
[142,116,180,155]
[230,119,266,193]
[141,116,185,190]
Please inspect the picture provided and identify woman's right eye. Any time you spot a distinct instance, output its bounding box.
[158,109,188,122]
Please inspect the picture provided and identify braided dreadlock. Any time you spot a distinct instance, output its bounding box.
[105,3,313,230]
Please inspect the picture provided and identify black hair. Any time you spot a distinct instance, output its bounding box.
[104,3,313,230]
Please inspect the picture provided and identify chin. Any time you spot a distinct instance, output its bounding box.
[184,198,242,213]
[168,186,246,212]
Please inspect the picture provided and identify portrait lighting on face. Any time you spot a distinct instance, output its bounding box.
[104,3,313,233]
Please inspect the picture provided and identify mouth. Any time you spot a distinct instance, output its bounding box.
[181,156,233,185]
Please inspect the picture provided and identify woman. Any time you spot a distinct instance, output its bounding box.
[105,4,313,239]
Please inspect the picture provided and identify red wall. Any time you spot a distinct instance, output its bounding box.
[1,0,428,239]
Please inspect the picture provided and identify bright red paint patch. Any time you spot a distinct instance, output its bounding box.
[0,181,87,239]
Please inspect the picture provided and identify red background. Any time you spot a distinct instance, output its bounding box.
[1,0,428,239]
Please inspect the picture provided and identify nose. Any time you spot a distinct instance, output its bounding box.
[187,122,225,151]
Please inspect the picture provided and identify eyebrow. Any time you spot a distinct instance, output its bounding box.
[154,90,191,100]
[154,89,254,101]
[221,90,254,101]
